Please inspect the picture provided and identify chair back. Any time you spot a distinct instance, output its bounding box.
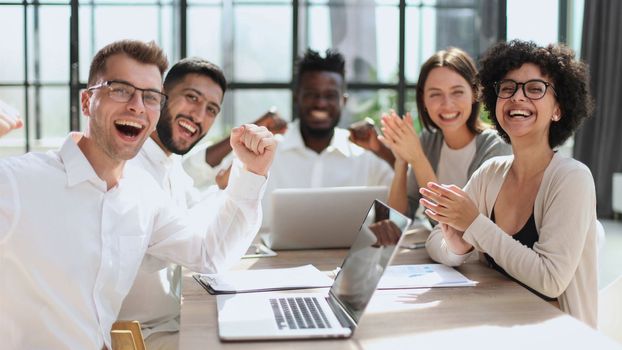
[111,320,146,350]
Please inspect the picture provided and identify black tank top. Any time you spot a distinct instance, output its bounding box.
[484,208,557,302]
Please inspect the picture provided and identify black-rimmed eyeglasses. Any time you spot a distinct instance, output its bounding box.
[493,79,556,100]
[87,80,168,111]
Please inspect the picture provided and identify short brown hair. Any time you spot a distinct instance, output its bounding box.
[87,40,169,86]
[416,47,484,134]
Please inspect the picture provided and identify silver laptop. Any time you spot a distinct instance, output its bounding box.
[217,200,411,340]
[262,186,388,250]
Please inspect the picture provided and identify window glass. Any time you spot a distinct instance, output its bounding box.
[233,5,292,81]
[187,0,220,4]
[187,6,223,66]
[204,89,291,140]
[27,6,70,83]
[507,0,559,46]
[79,5,174,82]
[343,89,396,127]
[78,0,168,4]
[36,86,70,140]
[302,1,399,84]
[406,2,480,84]
[232,89,291,124]
[0,87,26,155]
[569,0,584,55]
[0,7,25,82]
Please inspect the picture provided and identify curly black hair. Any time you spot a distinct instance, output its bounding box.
[294,48,346,90]
[479,40,593,148]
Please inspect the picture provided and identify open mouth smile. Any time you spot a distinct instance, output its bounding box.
[439,112,460,121]
[176,116,200,138]
[114,120,145,139]
[310,110,330,121]
[508,109,533,119]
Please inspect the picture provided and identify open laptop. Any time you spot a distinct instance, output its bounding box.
[217,199,411,340]
[262,186,388,250]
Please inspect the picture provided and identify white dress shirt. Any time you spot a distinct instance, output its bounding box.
[261,120,393,230]
[0,133,266,349]
[118,138,226,339]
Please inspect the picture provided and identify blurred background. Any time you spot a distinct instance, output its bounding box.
[0,0,584,153]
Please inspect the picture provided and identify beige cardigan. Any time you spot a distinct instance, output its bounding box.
[426,153,598,327]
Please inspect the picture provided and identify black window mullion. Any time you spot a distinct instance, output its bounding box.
[33,0,41,139]
[397,0,405,117]
[499,0,507,41]
[23,0,30,152]
[558,0,567,44]
[179,0,187,58]
[70,0,80,131]
[291,0,299,120]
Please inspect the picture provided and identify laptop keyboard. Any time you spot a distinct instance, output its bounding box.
[269,297,333,330]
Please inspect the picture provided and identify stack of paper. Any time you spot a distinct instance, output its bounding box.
[194,264,333,294]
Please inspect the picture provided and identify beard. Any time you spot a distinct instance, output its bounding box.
[156,108,203,155]
[298,109,340,139]
[300,124,335,139]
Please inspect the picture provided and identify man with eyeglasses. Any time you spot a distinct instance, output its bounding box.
[0,40,275,349]
[117,57,254,350]
[257,48,393,230]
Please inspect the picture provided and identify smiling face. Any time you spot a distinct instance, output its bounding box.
[296,71,346,138]
[81,53,162,162]
[155,73,223,155]
[495,63,560,148]
[422,67,474,136]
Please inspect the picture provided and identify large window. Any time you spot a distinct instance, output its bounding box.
[0,0,579,156]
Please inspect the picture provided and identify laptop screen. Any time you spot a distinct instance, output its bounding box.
[328,200,411,323]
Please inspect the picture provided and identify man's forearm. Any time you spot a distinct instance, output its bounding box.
[205,137,233,167]
[374,144,396,168]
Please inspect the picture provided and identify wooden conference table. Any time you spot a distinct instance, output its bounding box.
[178,234,620,350]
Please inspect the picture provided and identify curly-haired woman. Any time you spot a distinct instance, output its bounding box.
[421,40,597,327]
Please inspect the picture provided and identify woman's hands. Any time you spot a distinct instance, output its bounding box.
[378,110,423,165]
[420,182,479,255]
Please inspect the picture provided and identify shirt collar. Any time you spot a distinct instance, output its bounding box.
[59,132,103,188]
[140,137,179,169]
[280,119,353,157]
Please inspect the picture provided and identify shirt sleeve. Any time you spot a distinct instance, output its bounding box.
[425,224,475,266]
[462,164,596,298]
[0,164,18,242]
[146,159,267,273]
[181,143,233,191]
[369,153,394,187]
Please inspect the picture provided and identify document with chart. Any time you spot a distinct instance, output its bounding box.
[378,264,476,289]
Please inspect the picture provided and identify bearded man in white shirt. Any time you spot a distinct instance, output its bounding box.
[185,49,395,230]
[117,57,234,349]
[0,40,276,349]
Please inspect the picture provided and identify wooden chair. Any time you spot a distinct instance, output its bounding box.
[111,320,146,350]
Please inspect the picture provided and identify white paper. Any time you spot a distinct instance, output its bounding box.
[198,264,333,293]
[378,264,477,289]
